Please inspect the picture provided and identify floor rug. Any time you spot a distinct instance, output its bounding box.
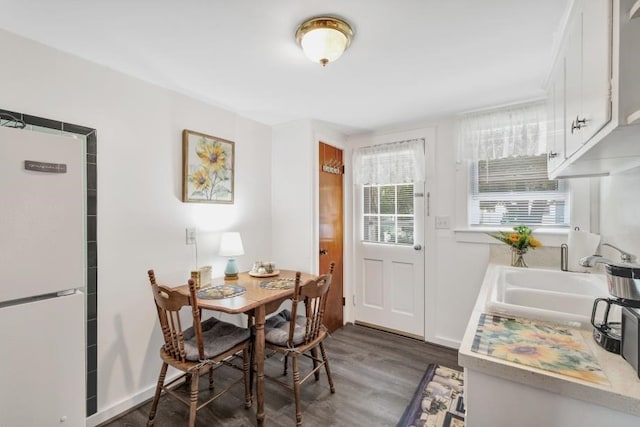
[397,364,465,427]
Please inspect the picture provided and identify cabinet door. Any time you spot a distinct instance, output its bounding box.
[564,5,583,157]
[581,0,612,142]
[547,56,566,172]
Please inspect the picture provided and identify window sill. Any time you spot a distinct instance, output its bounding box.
[454,227,568,248]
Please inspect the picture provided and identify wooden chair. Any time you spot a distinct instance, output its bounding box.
[263,262,336,426]
[146,270,252,427]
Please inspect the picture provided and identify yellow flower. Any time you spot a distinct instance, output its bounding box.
[196,139,226,172]
[529,237,542,248]
[189,167,211,191]
[491,342,560,367]
[520,330,584,351]
[508,233,520,243]
[487,225,542,250]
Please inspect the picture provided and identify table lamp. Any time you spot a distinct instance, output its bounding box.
[219,232,244,280]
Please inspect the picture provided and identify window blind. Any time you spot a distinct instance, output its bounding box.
[470,155,569,226]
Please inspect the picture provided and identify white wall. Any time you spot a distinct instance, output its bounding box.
[599,169,640,260]
[0,29,272,424]
[271,120,347,274]
[271,120,314,271]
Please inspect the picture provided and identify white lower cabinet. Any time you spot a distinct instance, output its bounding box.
[465,369,640,427]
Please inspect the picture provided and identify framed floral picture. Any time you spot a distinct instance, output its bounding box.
[182,129,234,203]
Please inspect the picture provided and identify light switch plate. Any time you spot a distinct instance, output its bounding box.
[435,216,450,229]
[186,227,196,245]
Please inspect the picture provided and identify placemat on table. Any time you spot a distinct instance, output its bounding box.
[197,284,246,299]
[259,278,295,290]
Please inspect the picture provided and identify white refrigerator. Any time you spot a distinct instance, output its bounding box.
[0,126,86,426]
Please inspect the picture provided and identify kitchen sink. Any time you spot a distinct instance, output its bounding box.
[484,265,610,327]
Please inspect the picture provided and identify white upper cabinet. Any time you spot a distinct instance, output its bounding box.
[546,56,566,172]
[580,0,613,143]
[548,0,640,178]
[563,7,585,158]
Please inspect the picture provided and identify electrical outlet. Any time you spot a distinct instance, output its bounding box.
[435,216,450,229]
[186,227,196,245]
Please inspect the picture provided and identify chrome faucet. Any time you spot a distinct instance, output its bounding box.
[602,243,637,263]
[579,254,616,267]
[579,243,637,267]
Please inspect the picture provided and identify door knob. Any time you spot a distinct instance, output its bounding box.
[413,244,422,251]
[320,249,328,255]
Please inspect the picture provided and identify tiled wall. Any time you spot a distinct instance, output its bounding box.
[0,108,98,416]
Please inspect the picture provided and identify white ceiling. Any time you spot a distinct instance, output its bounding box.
[0,0,571,135]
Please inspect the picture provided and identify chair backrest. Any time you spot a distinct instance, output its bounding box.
[288,261,335,347]
[147,270,204,362]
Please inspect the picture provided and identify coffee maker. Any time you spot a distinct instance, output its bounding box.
[581,244,640,356]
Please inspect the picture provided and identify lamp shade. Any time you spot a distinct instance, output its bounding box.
[295,16,353,66]
[219,232,244,257]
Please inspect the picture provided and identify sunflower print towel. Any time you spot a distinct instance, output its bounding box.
[472,313,608,385]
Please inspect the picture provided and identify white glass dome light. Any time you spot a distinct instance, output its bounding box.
[295,16,354,67]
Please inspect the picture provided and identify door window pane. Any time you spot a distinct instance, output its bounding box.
[362,183,414,245]
[363,186,378,214]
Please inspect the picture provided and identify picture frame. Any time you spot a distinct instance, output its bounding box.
[182,129,234,204]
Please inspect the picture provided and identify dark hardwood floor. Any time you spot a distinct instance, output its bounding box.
[100,323,460,427]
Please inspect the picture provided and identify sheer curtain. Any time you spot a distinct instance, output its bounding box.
[352,138,425,185]
[456,101,547,161]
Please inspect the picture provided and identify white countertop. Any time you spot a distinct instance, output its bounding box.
[458,263,640,417]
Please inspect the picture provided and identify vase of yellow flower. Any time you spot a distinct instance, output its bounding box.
[511,248,528,267]
[488,225,542,268]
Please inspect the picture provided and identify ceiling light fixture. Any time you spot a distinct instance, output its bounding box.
[295,16,354,67]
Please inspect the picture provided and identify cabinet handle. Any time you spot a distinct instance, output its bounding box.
[549,151,558,159]
[571,115,587,134]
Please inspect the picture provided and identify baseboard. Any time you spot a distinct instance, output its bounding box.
[85,371,183,427]
[430,334,461,350]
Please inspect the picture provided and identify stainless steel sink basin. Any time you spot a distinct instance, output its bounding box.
[484,265,609,327]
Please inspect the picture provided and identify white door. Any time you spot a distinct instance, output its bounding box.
[354,181,425,338]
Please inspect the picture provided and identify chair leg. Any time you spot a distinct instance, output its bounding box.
[208,365,214,390]
[243,346,252,408]
[250,341,255,398]
[320,342,335,393]
[283,354,288,375]
[188,371,200,427]
[292,356,303,427]
[147,362,168,427]
[310,346,320,381]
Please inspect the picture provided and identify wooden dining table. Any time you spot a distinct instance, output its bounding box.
[176,269,316,426]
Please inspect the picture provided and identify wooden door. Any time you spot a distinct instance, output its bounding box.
[319,142,344,332]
